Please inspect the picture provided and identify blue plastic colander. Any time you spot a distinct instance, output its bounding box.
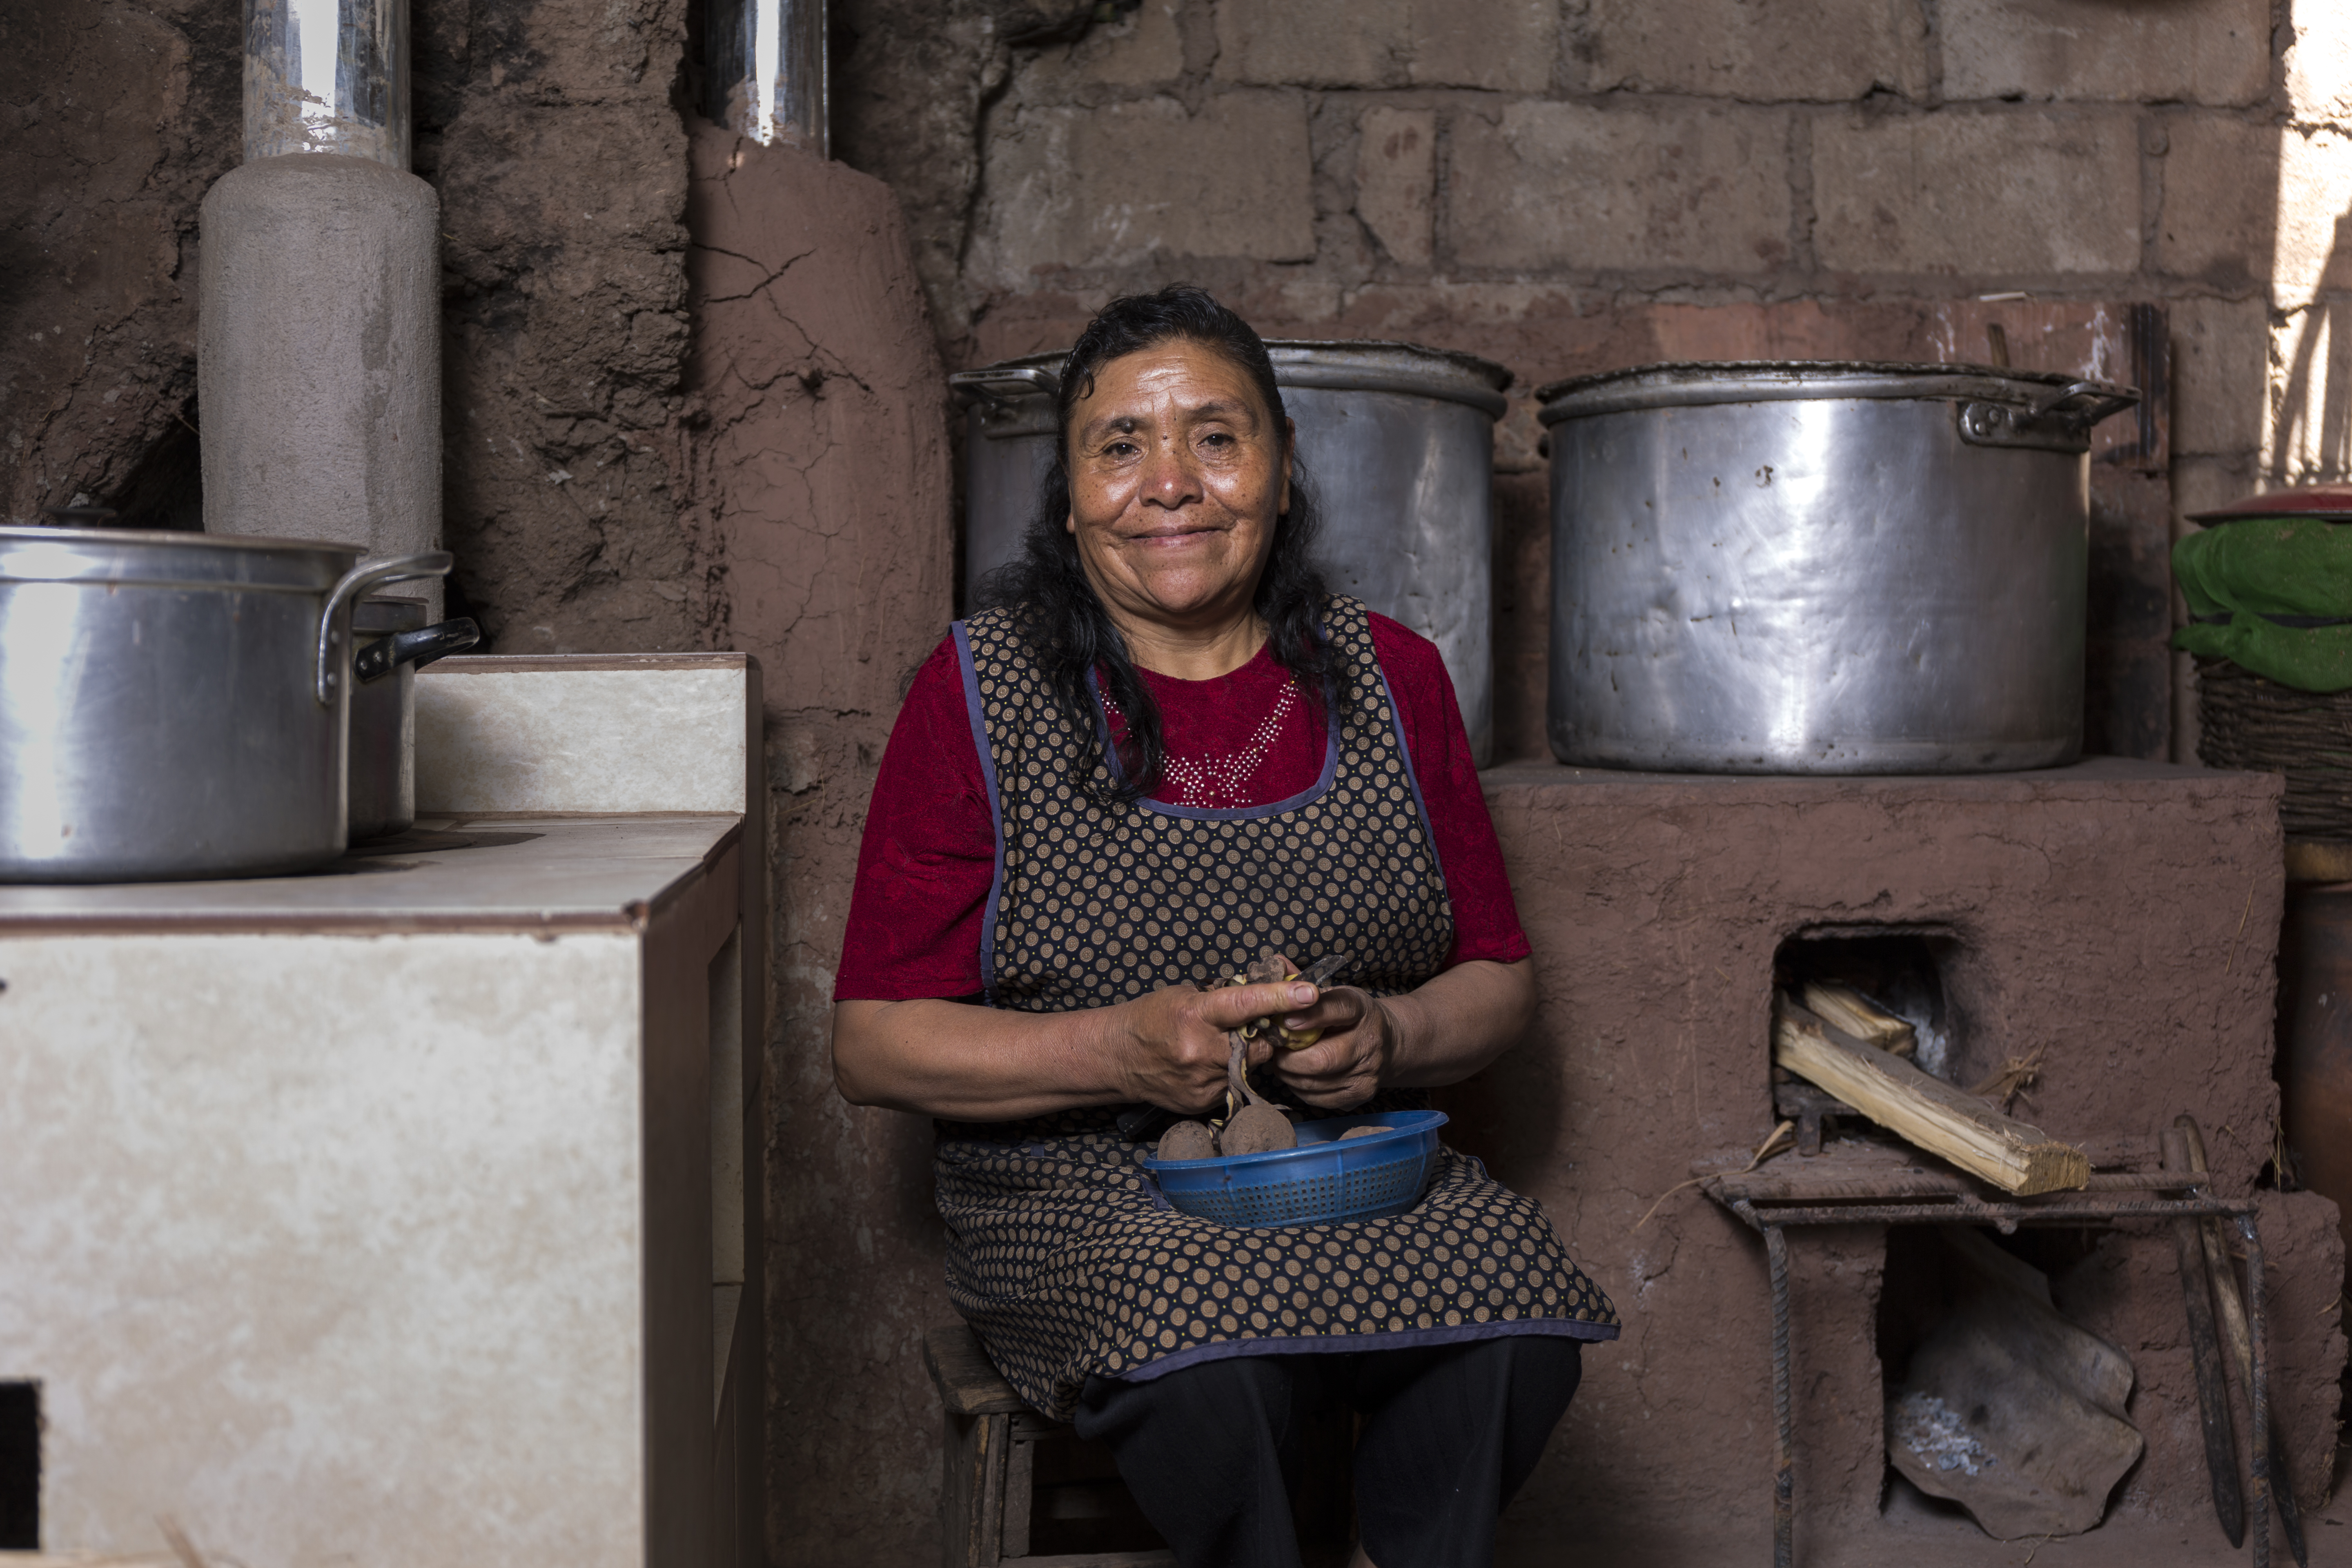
[1138,1109,1447,1228]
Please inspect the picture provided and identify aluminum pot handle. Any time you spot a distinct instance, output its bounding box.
[2027,380,2140,429]
[314,551,454,704]
[354,617,482,685]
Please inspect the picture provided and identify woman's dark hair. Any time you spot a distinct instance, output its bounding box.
[974,285,1334,804]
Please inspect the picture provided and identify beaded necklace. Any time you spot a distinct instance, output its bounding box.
[1100,677,1301,809]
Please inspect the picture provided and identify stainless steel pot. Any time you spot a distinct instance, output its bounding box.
[0,527,451,882]
[952,340,1510,764]
[1535,362,2137,774]
[348,597,481,842]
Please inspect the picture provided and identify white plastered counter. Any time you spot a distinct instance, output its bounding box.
[0,654,766,1568]
[0,813,740,930]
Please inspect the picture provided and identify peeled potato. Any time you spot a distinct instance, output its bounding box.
[1273,965,1324,1049]
[1215,955,1332,1049]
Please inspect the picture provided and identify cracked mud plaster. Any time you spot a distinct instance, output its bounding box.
[0,0,238,525]
[1442,760,2341,1555]
[682,123,958,1566]
[684,122,951,719]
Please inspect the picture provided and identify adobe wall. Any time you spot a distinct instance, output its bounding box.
[0,0,240,531]
[838,0,2347,478]
[1472,758,2345,1557]
[420,0,704,651]
[831,0,2352,762]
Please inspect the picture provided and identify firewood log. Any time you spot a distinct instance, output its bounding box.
[1800,979,1916,1057]
[1772,998,2089,1196]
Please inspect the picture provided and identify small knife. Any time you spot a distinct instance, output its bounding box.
[1297,952,1350,987]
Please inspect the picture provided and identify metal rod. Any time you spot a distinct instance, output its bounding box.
[2245,1213,2272,1568]
[243,0,410,168]
[704,0,828,153]
[2183,1115,2310,1566]
[1766,1221,1794,1568]
[1704,1168,2201,1201]
[1717,1197,2250,1231]
[2082,1170,2209,1190]
[2163,1126,2245,1547]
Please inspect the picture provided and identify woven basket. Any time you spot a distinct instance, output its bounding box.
[2196,656,2352,837]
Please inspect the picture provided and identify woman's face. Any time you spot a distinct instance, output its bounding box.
[1064,338,1292,631]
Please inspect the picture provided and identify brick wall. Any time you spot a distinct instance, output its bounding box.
[835,0,2352,760]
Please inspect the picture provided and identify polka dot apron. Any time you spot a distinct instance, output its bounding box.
[940,596,1618,1419]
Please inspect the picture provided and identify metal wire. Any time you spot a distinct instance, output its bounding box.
[1716,1195,2247,1232]
[1765,1219,1794,1568]
[2245,1213,2272,1568]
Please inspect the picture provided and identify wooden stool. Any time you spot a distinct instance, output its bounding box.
[923,1323,1354,1568]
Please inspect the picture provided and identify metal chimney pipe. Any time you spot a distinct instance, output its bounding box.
[202,0,442,617]
[243,0,412,169]
[707,0,829,154]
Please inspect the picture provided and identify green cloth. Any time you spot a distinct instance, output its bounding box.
[2171,517,2352,692]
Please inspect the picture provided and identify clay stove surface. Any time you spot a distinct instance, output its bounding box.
[0,812,741,931]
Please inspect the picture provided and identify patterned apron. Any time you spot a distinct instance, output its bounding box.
[940,595,1618,1419]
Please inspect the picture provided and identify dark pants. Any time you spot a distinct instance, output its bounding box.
[1072,1334,1584,1568]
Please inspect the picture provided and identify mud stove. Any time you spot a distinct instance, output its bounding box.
[1459,759,2346,1564]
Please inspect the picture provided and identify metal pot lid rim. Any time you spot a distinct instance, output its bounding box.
[1266,340,1511,389]
[2188,483,2352,523]
[953,338,1511,404]
[0,526,368,587]
[1535,359,2129,416]
[2,524,365,553]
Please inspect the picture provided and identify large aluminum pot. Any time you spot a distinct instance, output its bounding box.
[0,527,451,882]
[1536,362,2137,774]
[951,340,1510,764]
[348,596,481,842]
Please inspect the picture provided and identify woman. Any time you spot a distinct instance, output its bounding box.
[832,286,1616,1568]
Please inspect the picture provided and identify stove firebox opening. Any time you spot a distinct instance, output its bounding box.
[0,1380,37,1550]
[1770,930,1960,1150]
[1774,929,1958,1073]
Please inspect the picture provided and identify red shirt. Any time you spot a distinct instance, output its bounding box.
[833,613,1531,1000]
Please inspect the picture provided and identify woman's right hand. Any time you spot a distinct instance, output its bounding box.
[1112,978,1322,1114]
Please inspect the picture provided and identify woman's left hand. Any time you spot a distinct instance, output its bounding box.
[1267,986,1394,1109]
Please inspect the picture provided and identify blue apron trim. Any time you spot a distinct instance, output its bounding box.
[953,619,1008,1007]
[1377,663,1449,904]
